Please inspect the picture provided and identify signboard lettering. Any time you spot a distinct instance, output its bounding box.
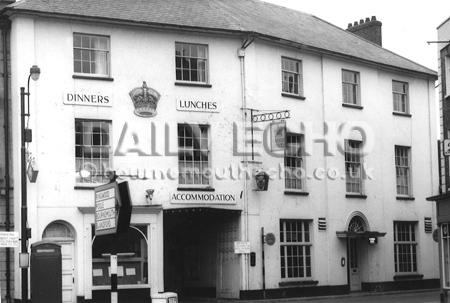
[170,192,238,204]
[95,184,118,235]
[176,99,220,113]
[64,92,112,107]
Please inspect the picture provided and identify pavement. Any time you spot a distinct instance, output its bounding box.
[181,289,441,303]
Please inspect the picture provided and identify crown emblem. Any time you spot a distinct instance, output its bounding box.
[129,81,161,117]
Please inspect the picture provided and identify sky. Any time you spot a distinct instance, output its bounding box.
[263,0,450,71]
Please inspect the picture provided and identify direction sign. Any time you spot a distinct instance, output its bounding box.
[95,183,119,236]
[0,231,19,247]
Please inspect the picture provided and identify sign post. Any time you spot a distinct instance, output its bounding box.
[95,177,132,303]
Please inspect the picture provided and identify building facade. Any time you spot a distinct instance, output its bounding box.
[2,0,440,302]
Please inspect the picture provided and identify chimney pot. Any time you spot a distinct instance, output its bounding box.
[346,16,382,46]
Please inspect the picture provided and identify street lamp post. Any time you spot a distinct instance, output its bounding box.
[20,65,40,303]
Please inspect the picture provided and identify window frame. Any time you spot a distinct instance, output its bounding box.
[342,69,361,106]
[395,145,412,197]
[284,133,305,191]
[392,80,410,114]
[279,219,313,281]
[393,221,418,274]
[281,57,303,97]
[175,42,209,84]
[177,123,211,188]
[344,139,364,194]
[75,119,112,185]
[73,32,111,77]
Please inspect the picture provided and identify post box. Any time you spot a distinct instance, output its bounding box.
[30,241,62,303]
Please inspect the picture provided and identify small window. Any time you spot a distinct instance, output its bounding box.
[175,42,208,83]
[393,81,409,114]
[280,219,312,279]
[395,146,412,196]
[282,57,303,96]
[394,222,417,273]
[73,33,110,76]
[342,70,360,105]
[75,119,111,184]
[345,140,363,194]
[178,124,210,186]
[284,133,304,190]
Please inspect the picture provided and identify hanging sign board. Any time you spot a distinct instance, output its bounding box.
[270,121,286,151]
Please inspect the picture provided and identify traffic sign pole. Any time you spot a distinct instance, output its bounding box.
[110,242,118,303]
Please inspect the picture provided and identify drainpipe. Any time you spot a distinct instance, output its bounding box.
[0,15,11,303]
[238,36,254,293]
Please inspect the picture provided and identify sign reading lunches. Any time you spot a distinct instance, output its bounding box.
[95,184,118,235]
[63,92,112,107]
[170,192,237,205]
[176,99,220,113]
[0,232,19,248]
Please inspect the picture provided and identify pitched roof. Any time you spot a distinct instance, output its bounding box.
[6,0,436,78]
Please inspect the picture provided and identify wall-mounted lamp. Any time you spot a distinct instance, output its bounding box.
[145,189,155,204]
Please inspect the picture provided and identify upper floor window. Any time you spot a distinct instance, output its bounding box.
[345,140,363,194]
[75,119,111,184]
[178,124,210,186]
[342,69,360,105]
[394,221,417,273]
[280,219,312,279]
[285,133,304,190]
[395,146,411,196]
[175,43,208,83]
[392,80,409,114]
[282,57,303,96]
[73,33,110,76]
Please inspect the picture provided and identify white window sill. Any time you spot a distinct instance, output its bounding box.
[92,284,150,290]
[73,74,114,81]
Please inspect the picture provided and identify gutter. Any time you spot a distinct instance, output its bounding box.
[2,8,438,81]
[0,14,11,303]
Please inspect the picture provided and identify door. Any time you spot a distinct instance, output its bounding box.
[216,219,240,299]
[59,241,76,303]
[348,238,361,291]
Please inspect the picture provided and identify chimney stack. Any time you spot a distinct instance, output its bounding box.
[346,16,382,46]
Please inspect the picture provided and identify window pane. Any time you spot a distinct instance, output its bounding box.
[74,33,110,76]
[175,43,208,83]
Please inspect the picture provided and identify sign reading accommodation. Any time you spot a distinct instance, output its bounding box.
[95,183,118,235]
[64,92,112,107]
[170,192,237,204]
[176,99,220,113]
[0,231,19,247]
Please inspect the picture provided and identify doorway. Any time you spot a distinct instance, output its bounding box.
[42,221,76,303]
[163,208,241,300]
[348,238,361,291]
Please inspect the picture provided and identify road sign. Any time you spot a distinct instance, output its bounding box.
[0,231,19,247]
[95,183,119,236]
[444,139,450,156]
[234,241,251,254]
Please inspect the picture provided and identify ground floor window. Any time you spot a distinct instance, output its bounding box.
[280,219,312,279]
[394,221,417,273]
[92,225,148,286]
[442,223,450,288]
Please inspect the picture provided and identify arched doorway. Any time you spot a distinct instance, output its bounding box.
[347,215,367,292]
[42,221,76,303]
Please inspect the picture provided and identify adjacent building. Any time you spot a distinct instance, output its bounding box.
[0,0,440,302]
